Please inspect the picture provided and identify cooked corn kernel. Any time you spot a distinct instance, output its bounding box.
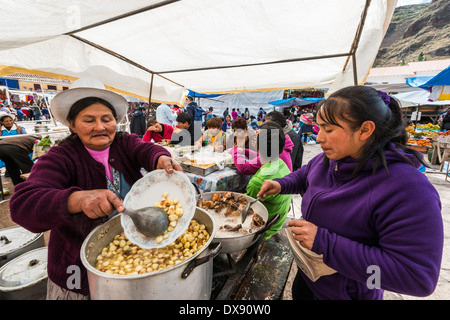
[94,220,209,276]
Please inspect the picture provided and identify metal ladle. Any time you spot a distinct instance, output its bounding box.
[241,197,261,223]
[122,206,169,238]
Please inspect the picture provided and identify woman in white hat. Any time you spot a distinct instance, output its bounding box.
[0,112,32,184]
[9,79,182,299]
[0,112,27,136]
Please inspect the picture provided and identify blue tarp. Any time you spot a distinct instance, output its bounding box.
[0,78,20,90]
[187,90,223,99]
[406,65,450,90]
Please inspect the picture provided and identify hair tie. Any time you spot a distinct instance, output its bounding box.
[377,90,391,106]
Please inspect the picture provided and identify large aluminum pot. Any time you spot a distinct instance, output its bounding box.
[81,208,221,300]
[0,226,45,267]
[197,191,280,254]
[0,247,48,300]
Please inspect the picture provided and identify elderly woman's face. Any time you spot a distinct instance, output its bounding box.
[1,116,14,128]
[69,103,117,150]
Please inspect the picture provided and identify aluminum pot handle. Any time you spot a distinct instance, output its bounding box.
[181,242,222,279]
[191,182,201,195]
[192,182,203,205]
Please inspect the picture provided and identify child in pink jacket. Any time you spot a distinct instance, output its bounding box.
[229,133,293,175]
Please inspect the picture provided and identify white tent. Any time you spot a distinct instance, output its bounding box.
[196,90,284,117]
[0,0,397,105]
[393,91,450,108]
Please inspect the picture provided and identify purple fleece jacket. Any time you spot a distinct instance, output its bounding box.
[274,146,443,300]
[9,133,170,296]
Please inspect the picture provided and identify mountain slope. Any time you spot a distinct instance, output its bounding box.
[373,0,449,67]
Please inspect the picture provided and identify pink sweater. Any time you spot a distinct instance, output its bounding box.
[230,134,293,175]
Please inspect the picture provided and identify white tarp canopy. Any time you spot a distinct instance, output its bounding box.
[393,91,450,108]
[0,0,397,105]
[196,90,284,117]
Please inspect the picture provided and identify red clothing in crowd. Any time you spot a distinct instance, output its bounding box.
[142,123,174,143]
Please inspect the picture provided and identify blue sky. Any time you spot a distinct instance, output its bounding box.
[396,0,432,7]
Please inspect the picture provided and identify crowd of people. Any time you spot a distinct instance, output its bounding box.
[3,80,445,301]
[0,100,50,121]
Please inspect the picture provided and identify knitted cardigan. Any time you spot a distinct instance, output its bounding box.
[9,133,170,295]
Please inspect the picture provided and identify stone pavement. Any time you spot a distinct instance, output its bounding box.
[282,143,450,300]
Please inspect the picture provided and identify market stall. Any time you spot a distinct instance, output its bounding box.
[430,132,450,181]
[0,0,397,105]
[156,144,250,193]
[405,123,437,154]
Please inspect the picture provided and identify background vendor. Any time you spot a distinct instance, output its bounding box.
[143,119,174,144]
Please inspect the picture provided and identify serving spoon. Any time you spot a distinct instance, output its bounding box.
[122,206,169,238]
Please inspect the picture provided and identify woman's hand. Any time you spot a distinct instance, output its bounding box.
[157,155,183,174]
[67,189,124,219]
[288,219,318,251]
[257,180,281,201]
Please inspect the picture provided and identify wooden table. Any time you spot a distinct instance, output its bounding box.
[431,141,450,168]
[212,230,294,300]
[430,140,450,182]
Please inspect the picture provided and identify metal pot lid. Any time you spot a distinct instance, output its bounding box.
[0,247,48,290]
[0,226,42,256]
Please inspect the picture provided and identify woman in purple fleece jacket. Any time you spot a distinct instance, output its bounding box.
[258,86,443,300]
[9,79,182,299]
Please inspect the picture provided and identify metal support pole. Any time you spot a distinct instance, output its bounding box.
[352,53,358,85]
[146,73,154,121]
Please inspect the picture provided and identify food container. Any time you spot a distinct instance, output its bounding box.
[198,191,280,254]
[173,145,198,157]
[81,208,221,300]
[0,247,48,300]
[179,162,219,176]
[34,124,49,133]
[0,226,45,267]
[178,150,232,176]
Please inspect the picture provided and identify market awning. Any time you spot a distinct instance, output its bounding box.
[0,0,397,105]
[269,97,324,107]
[406,65,450,101]
[392,90,450,108]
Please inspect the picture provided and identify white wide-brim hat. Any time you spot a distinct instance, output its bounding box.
[0,111,15,121]
[51,78,128,127]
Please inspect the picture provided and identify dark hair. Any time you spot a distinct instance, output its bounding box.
[266,111,287,128]
[186,95,194,102]
[206,117,222,129]
[257,121,285,159]
[146,119,159,128]
[67,97,117,123]
[232,117,247,130]
[176,112,192,125]
[319,85,427,176]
